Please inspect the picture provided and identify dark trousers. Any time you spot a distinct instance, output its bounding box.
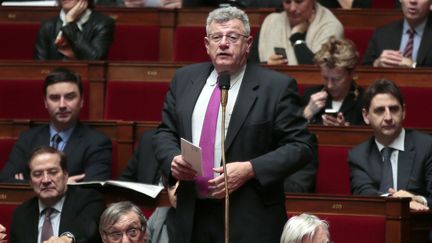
[191,199,225,243]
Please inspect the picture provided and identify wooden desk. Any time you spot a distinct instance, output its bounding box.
[285,193,432,243]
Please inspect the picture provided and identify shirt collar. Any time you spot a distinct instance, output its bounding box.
[38,195,66,215]
[208,65,247,87]
[49,124,75,143]
[375,128,405,152]
[403,19,427,36]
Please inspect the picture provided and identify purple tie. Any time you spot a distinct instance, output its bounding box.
[41,208,54,242]
[196,84,221,198]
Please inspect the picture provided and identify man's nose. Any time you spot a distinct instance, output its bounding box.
[121,234,131,243]
[383,108,392,121]
[42,172,51,183]
[289,2,298,12]
[219,36,230,48]
[59,97,66,107]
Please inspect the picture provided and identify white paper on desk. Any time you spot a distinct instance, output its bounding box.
[181,138,203,176]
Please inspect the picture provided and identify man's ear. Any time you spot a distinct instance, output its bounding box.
[204,37,210,55]
[402,104,406,121]
[362,108,370,125]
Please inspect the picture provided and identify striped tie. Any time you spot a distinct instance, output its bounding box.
[41,208,54,242]
[402,28,415,58]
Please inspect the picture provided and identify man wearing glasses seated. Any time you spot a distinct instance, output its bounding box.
[99,201,147,243]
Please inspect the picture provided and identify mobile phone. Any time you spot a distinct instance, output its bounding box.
[324,109,338,117]
[274,47,287,59]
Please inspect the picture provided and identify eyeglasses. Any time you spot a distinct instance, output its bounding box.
[207,33,248,43]
[105,227,144,242]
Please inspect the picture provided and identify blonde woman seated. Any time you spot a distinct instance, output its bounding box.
[302,36,364,126]
[280,213,331,243]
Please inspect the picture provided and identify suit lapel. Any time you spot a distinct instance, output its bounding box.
[416,16,432,65]
[62,123,81,155]
[397,132,415,190]
[367,140,384,185]
[225,65,258,151]
[181,64,212,141]
[26,198,42,242]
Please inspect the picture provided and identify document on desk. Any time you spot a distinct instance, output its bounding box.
[181,138,203,176]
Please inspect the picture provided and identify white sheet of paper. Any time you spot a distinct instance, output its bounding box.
[180,138,203,176]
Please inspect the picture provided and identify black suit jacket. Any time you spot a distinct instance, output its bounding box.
[363,15,432,66]
[153,62,314,243]
[0,122,112,183]
[119,129,161,184]
[302,83,365,125]
[349,129,432,205]
[34,11,115,60]
[10,186,105,243]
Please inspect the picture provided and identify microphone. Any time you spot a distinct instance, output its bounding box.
[218,71,231,108]
[217,71,230,243]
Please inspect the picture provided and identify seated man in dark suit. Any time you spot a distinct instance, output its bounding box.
[10,146,105,243]
[0,67,112,183]
[363,0,432,67]
[34,0,115,60]
[349,79,432,211]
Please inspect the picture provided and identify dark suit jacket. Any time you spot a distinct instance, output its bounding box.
[363,15,432,66]
[10,186,105,243]
[153,62,314,243]
[0,122,112,183]
[349,129,432,205]
[302,83,365,125]
[34,11,115,60]
[119,129,161,184]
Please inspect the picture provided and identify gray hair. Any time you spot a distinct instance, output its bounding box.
[280,213,329,243]
[99,201,147,235]
[206,6,250,36]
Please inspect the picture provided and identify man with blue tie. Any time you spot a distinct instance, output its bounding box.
[0,68,112,183]
[349,79,432,211]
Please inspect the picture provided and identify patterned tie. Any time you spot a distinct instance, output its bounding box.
[41,208,54,242]
[402,28,415,58]
[379,147,394,193]
[196,84,221,198]
[51,134,62,150]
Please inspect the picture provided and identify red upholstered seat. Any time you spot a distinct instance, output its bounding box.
[344,28,374,63]
[0,80,89,120]
[0,204,18,237]
[0,138,15,171]
[0,23,39,60]
[174,27,208,62]
[316,146,351,195]
[104,81,169,121]
[371,0,395,9]
[401,87,432,128]
[318,214,385,243]
[108,25,159,61]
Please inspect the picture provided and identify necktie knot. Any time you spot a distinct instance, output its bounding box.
[51,134,62,150]
[381,147,393,163]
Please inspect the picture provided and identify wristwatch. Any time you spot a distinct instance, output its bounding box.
[60,232,75,243]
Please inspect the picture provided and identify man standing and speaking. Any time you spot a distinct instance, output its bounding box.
[153,6,314,243]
